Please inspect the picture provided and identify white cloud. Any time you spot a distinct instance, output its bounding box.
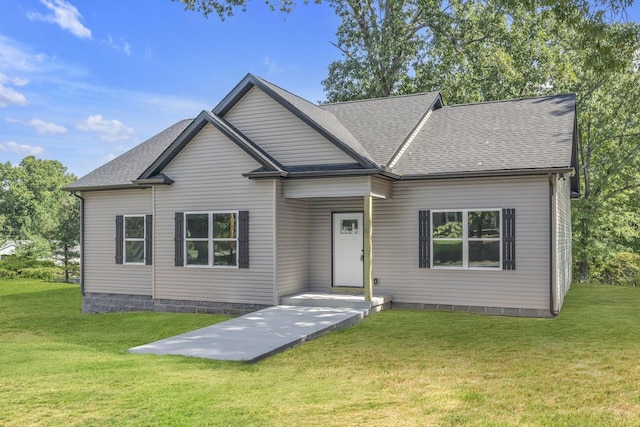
[77,114,135,143]
[12,77,29,86]
[27,0,92,39]
[263,57,283,76]
[0,141,45,156]
[28,118,68,135]
[0,73,29,107]
[0,84,28,107]
[0,36,45,73]
[102,35,132,56]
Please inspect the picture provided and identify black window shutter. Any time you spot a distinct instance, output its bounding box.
[238,210,249,268]
[175,212,184,267]
[145,214,153,265]
[503,208,516,270]
[418,210,430,268]
[115,215,124,264]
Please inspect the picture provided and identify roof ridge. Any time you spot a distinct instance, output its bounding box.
[448,93,576,108]
[321,91,441,106]
[254,75,320,108]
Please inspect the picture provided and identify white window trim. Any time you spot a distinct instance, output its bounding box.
[123,214,145,265]
[431,209,502,270]
[184,211,239,269]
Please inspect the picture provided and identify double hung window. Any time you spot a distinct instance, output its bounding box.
[124,215,145,264]
[432,210,501,269]
[185,212,238,267]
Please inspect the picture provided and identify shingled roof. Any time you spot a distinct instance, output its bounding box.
[321,92,442,165]
[67,74,577,192]
[393,94,576,176]
[67,119,192,191]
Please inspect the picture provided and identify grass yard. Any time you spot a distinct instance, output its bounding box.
[1,280,639,426]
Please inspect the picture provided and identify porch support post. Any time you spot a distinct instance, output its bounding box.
[364,195,373,302]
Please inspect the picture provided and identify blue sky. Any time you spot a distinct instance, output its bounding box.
[0,1,638,178]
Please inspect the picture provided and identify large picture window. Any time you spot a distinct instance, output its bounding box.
[185,212,238,267]
[432,210,501,269]
[124,215,145,264]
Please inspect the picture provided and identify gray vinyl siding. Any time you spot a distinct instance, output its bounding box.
[308,197,364,291]
[306,176,552,310]
[275,180,310,298]
[153,124,276,306]
[371,177,392,199]
[555,175,572,308]
[224,87,355,166]
[373,177,551,310]
[83,189,152,295]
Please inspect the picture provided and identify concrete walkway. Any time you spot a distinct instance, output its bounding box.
[129,305,368,363]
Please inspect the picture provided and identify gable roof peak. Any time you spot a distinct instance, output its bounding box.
[139,109,285,180]
[214,73,379,169]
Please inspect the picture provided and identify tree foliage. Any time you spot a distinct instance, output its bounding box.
[324,0,638,102]
[0,157,79,280]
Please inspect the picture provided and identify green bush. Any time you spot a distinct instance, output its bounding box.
[19,267,62,281]
[0,269,18,279]
[0,256,61,281]
[597,252,640,287]
[0,255,56,271]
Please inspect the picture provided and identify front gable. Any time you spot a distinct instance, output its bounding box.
[139,110,285,182]
[222,86,359,167]
[161,122,264,180]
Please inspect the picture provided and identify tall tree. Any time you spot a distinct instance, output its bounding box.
[573,63,640,280]
[48,194,81,282]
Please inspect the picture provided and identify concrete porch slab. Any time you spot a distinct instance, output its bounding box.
[129,305,368,363]
[281,291,393,311]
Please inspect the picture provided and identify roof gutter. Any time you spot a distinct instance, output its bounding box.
[398,167,574,181]
[243,168,397,180]
[71,191,85,296]
[65,184,148,192]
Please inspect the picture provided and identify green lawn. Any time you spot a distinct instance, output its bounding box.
[1,280,639,426]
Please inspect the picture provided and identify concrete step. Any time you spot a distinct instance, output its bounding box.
[281,292,393,312]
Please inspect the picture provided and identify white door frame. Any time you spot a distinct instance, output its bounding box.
[332,212,364,288]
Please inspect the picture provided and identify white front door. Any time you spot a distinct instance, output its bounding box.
[332,212,364,288]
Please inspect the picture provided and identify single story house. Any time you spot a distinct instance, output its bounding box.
[67,74,579,318]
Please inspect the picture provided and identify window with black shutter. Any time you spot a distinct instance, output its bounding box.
[176,210,248,268]
[420,209,515,270]
[116,214,152,265]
